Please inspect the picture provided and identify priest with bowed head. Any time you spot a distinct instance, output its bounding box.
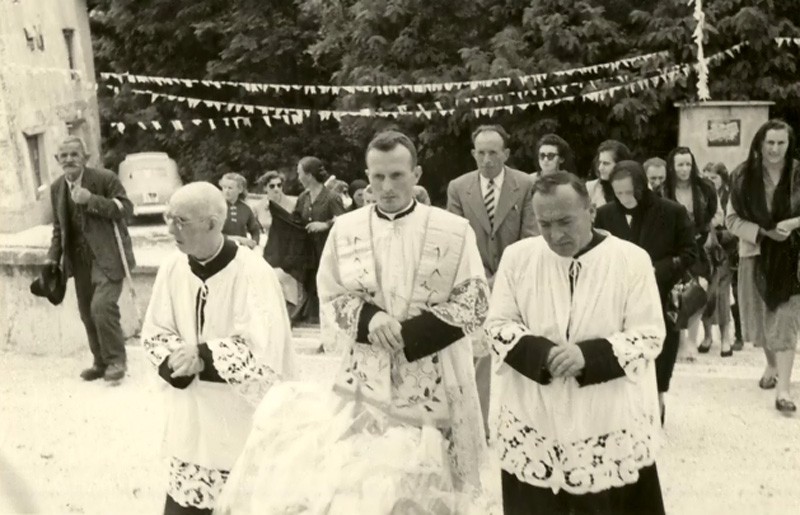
[486,172,666,514]
[141,182,296,514]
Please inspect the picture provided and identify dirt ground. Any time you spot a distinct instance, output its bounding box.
[2,343,799,514]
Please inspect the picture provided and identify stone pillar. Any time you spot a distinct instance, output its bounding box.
[675,101,774,173]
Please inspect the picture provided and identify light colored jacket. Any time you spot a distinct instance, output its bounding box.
[447,167,538,281]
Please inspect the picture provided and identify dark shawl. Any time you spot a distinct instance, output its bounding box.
[730,160,800,310]
[263,201,313,284]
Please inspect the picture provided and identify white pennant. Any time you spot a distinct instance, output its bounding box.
[262,116,272,127]
[115,122,125,134]
[137,122,147,130]
[209,120,216,130]
[171,120,184,131]
[152,121,162,130]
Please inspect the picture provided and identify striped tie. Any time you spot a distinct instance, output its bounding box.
[484,178,495,228]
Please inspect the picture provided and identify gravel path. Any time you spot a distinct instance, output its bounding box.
[2,345,799,514]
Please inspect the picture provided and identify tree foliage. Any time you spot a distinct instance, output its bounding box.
[89,0,800,202]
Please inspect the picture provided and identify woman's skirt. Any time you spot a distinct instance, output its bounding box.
[704,265,732,326]
[738,257,800,351]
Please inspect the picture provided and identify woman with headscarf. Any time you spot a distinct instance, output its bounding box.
[662,146,719,362]
[595,160,697,424]
[586,139,633,208]
[293,156,345,323]
[726,119,800,412]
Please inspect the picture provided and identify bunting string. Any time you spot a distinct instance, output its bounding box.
[99,51,670,95]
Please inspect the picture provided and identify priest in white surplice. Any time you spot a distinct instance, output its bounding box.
[215,131,494,514]
[141,182,296,515]
[486,172,666,515]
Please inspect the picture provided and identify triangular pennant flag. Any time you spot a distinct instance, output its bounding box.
[320,111,331,121]
[222,118,230,127]
[262,116,272,127]
[232,118,240,129]
[171,120,184,131]
[192,119,203,126]
[209,120,216,130]
[243,118,252,127]
[152,121,162,130]
[115,122,125,134]
[137,122,147,130]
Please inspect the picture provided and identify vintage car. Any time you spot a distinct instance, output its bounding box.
[118,152,182,216]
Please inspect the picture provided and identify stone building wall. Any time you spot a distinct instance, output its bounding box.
[0,0,101,233]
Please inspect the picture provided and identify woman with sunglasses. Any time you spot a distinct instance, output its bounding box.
[532,133,576,179]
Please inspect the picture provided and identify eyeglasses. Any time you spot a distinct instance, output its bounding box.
[163,213,207,231]
[267,183,283,189]
[539,152,560,161]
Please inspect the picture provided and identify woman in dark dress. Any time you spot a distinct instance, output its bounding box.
[595,160,697,424]
[662,147,719,361]
[293,156,345,323]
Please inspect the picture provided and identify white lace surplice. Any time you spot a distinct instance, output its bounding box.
[486,235,665,495]
[141,247,296,508]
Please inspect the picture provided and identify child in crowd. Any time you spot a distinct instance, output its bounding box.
[219,172,261,249]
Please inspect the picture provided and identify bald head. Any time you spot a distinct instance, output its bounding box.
[166,182,228,259]
[169,182,227,229]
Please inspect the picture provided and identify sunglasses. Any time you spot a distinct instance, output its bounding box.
[539,152,560,161]
[267,183,283,189]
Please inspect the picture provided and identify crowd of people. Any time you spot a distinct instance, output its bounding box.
[36,117,799,514]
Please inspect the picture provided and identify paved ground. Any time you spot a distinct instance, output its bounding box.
[2,342,799,514]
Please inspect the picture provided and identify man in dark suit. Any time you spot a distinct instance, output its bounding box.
[46,136,135,382]
[447,124,538,430]
[594,160,697,424]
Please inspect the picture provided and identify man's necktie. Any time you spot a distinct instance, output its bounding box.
[484,178,495,228]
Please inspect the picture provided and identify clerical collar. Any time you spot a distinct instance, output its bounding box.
[573,230,607,259]
[188,238,238,281]
[375,200,416,221]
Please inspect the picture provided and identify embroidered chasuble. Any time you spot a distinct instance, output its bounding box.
[216,204,495,514]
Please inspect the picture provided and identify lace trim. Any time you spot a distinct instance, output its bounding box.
[207,336,280,406]
[496,406,658,495]
[168,457,229,509]
[487,321,531,365]
[330,294,365,340]
[429,277,490,335]
[607,331,663,380]
[142,333,183,367]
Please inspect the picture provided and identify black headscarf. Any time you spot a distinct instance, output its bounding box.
[611,160,653,242]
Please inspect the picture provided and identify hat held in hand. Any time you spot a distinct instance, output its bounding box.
[30,263,66,305]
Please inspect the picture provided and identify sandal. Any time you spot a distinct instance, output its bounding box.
[759,376,778,390]
[775,398,797,413]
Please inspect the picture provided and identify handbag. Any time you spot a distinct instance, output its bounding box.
[671,274,708,328]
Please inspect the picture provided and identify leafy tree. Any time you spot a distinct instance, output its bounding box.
[90,0,800,203]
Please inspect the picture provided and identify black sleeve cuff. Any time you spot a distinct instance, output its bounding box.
[576,338,626,386]
[197,343,225,383]
[356,303,383,344]
[157,358,195,389]
[401,311,465,362]
[504,335,557,385]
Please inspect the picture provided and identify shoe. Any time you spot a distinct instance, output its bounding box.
[732,339,744,351]
[720,349,733,357]
[775,398,796,413]
[104,363,126,381]
[697,340,712,354]
[758,375,778,390]
[660,403,666,426]
[80,365,106,381]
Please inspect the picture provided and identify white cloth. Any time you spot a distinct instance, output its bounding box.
[218,204,494,514]
[486,234,665,495]
[141,246,296,507]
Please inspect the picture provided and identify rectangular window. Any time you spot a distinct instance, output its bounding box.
[25,134,45,190]
[63,29,75,70]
